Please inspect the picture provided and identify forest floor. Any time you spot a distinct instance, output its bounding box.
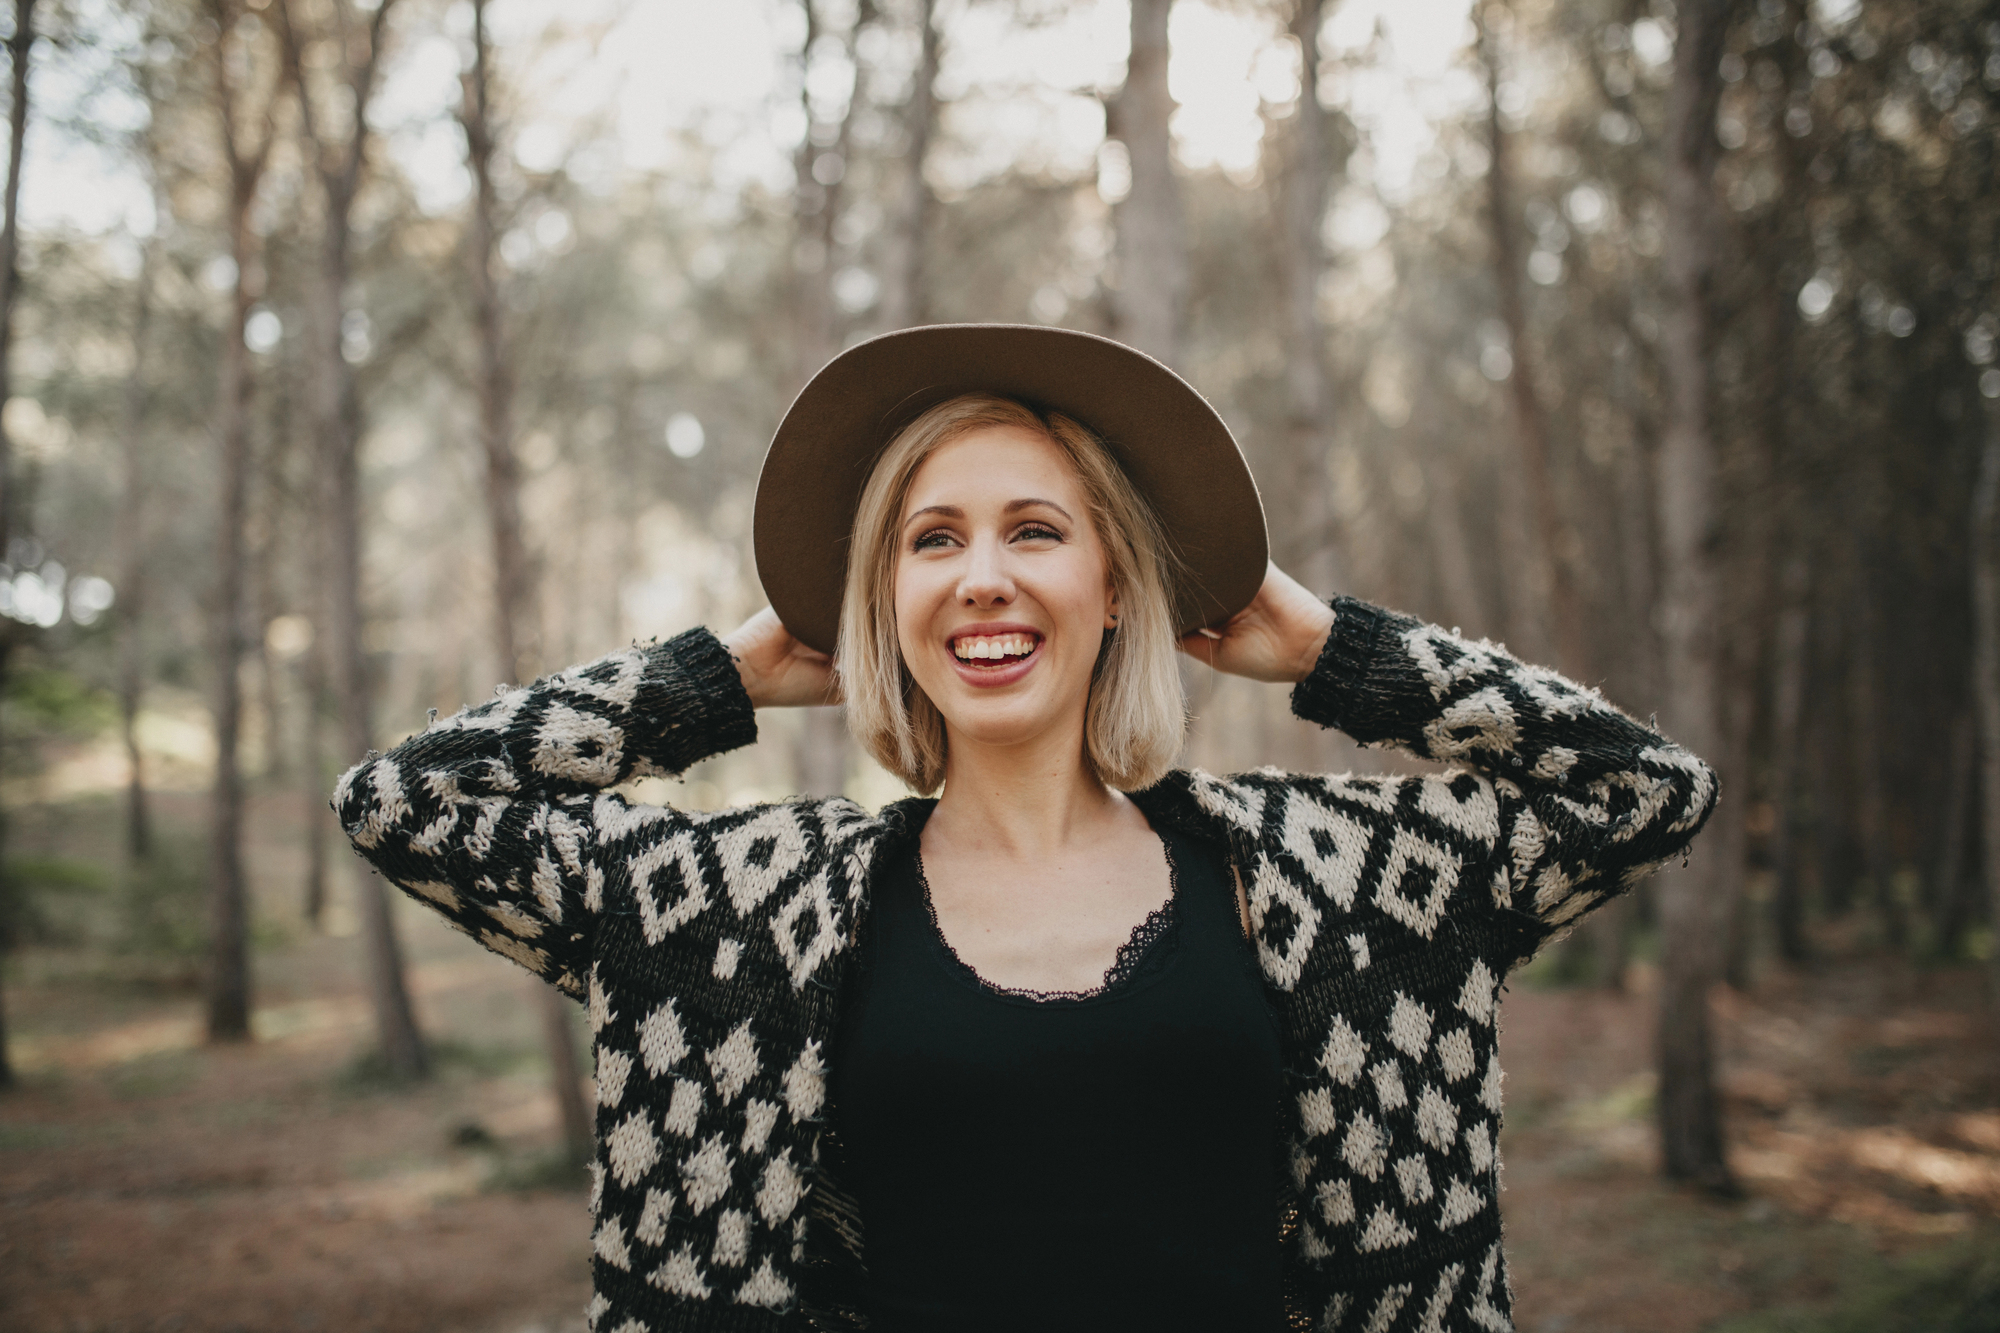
[2,790,1999,1333]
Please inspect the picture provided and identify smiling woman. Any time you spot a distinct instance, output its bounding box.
[336,323,1718,1333]
[836,393,1182,796]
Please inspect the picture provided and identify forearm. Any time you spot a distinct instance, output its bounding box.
[331,628,758,990]
[1294,599,1662,777]
[1290,597,1717,888]
[338,628,756,812]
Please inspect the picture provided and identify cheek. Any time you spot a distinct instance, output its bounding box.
[1059,550,1114,620]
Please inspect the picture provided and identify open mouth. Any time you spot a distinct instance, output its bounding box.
[950,630,1042,668]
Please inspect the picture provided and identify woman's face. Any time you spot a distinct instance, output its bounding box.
[894,424,1116,762]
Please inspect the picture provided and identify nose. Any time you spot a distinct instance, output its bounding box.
[956,532,1016,609]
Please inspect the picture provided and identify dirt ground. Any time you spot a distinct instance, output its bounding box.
[3,792,1998,1333]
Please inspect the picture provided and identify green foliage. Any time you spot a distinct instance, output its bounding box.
[336,1037,543,1092]
[334,1045,427,1093]
[5,853,108,946]
[481,1145,591,1195]
[0,1121,73,1152]
[4,664,114,738]
[1711,1233,2000,1333]
[105,1049,200,1101]
[112,835,208,975]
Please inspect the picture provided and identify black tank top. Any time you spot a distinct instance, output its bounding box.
[829,819,1285,1332]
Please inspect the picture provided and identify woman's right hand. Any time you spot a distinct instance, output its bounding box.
[721,608,840,709]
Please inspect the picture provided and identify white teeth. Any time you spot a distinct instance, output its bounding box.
[953,633,1036,661]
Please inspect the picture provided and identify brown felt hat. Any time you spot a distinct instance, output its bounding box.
[753,323,1268,656]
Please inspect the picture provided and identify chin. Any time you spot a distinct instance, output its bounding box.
[934,695,1070,750]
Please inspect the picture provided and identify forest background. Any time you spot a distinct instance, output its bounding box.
[3,0,2000,1329]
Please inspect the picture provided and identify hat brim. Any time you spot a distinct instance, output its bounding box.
[753,323,1269,656]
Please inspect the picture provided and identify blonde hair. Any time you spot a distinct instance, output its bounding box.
[836,393,1185,796]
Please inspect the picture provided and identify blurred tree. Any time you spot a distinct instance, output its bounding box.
[878,0,939,330]
[1766,556,1811,963]
[1730,0,1812,971]
[1268,0,1341,590]
[460,0,589,1165]
[1108,0,1185,366]
[1652,0,1733,1194]
[455,0,535,691]
[114,180,161,865]
[1475,0,1582,675]
[278,0,428,1078]
[0,0,32,1090]
[790,0,867,798]
[1975,413,2000,1007]
[203,0,286,1045]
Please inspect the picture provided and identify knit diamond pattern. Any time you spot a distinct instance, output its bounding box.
[335,600,1716,1333]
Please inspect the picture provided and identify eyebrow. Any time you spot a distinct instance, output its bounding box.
[903,498,1074,528]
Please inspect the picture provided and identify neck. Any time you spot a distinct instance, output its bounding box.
[926,720,1124,861]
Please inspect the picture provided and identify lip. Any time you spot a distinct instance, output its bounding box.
[945,622,1045,689]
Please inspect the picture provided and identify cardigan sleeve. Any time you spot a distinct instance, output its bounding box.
[331,627,758,996]
[1291,597,1716,949]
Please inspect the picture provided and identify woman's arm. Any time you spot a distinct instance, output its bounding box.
[1184,566,1717,945]
[332,627,757,995]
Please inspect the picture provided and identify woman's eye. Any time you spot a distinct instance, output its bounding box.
[912,529,955,551]
[1013,524,1062,543]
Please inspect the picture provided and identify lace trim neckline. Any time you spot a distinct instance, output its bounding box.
[915,838,1182,1004]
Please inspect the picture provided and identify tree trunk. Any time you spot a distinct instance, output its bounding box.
[1108,0,1185,367]
[279,0,427,1079]
[462,0,589,1163]
[1475,0,1585,677]
[792,0,842,381]
[203,0,274,1046]
[877,0,937,332]
[1651,0,1732,1194]
[1717,501,1776,993]
[0,0,33,1092]
[1613,427,1660,701]
[1808,588,1857,916]
[1267,0,1339,593]
[463,2,535,687]
[788,0,863,796]
[1717,653,1760,991]
[300,623,329,925]
[1767,558,1811,962]
[207,241,253,1043]
[1582,436,1663,991]
[1848,578,1904,951]
[1931,715,1975,957]
[250,483,285,780]
[0,0,30,542]
[1424,468,1490,644]
[1971,408,2000,1008]
[538,980,590,1167]
[116,209,159,862]
[1746,0,1810,966]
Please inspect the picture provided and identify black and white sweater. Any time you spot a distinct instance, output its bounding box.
[334,597,1716,1333]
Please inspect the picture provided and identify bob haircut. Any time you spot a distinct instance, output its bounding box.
[836,393,1186,796]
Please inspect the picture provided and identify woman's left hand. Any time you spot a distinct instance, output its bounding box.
[1177,562,1335,684]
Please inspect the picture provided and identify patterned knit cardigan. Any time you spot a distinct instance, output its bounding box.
[334,596,1716,1333]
